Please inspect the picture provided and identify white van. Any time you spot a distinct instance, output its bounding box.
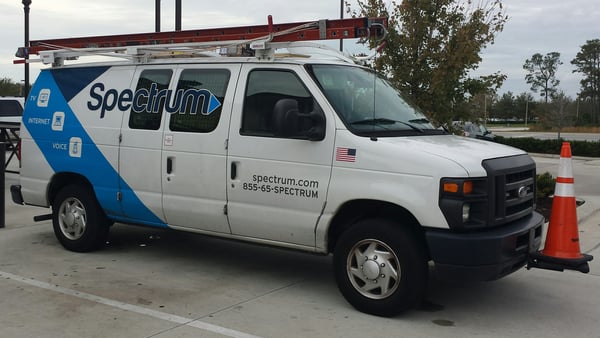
[12,26,544,316]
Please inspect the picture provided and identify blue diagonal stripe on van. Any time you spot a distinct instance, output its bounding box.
[24,69,167,228]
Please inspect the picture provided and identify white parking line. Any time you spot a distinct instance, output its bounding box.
[0,270,261,338]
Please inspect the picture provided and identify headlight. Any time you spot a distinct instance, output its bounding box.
[462,203,470,222]
[439,178,487,230]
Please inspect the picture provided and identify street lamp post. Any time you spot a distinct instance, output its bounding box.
[339,0,344,52]
[483,94,487,126]
[22,0,31,98]
[155,0,160,32]
[525,99,529,127]
[175,0,181,31]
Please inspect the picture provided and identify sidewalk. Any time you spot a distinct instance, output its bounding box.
[576,195,600,260]
[487,126,529,132]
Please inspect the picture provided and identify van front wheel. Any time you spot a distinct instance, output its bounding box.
[333,219,427,316]
[52,185,110,252]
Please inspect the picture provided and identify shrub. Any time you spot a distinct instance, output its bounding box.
[536,172,556,199]
[495,136,600,157]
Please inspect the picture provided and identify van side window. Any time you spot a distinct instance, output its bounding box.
[241,70,317,138]
[128,69,173,130]
[169,69,230,133]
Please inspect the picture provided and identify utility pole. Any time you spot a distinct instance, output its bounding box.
[525,99,529,127]
[483,94,487,126]
[22,0,31,98]
[175,0,181,31]
[339,0,343,52]
[155,0,160,32]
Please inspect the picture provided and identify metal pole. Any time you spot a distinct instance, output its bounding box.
[484,95,487,126]
[155,0,160,32]
[339,0,343,52]
[22,0,31,99]
[525,99,529,127]
[0,143,5,228]
[175,0,181,31]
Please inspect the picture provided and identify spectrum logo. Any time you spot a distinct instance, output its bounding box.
[87,83,221,119]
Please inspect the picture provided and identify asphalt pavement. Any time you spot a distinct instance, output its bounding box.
[0,154,598,338]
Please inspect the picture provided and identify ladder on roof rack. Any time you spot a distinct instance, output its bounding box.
[15,16,387,65]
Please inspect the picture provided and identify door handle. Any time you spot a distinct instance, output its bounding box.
[167,157,174,174]
[230,161,237,180]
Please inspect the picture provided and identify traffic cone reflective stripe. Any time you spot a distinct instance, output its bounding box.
[553,177,575,197]
[528,142,593,273]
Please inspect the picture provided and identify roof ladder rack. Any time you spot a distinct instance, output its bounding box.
[14,15,387,66]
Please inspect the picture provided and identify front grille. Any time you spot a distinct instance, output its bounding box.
[483,155,536,227]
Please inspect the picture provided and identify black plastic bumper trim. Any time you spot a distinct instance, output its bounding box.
[426,212,545,281]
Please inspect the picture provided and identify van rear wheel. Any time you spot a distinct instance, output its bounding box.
[52,185,110,252]
[333,219,427,316]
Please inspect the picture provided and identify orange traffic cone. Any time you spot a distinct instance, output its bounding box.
[529,142,593,273]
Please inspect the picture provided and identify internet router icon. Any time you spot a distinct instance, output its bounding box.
[52,112,65,131]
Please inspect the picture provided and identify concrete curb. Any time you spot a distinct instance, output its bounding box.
[577,195,600,225]
[529,152,600,161]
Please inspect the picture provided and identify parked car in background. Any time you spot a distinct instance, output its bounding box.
[464,121,495,141]
[0,97,25,125]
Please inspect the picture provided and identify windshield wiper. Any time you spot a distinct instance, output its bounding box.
[351,118,424,133]
[351,118,395,125]
[408,118,431,124]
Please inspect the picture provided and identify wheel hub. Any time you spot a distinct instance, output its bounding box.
[362,257,382,280]
[346,238,400,300]
[63,212,75,226]
[58,197,87,240]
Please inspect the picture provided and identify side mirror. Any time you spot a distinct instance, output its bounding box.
[272,98,325,141]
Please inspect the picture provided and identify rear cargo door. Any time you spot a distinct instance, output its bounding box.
[118,66,173,227]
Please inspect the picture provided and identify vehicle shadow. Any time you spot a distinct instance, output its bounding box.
[100,224,555,319]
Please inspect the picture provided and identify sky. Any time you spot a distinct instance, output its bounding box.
[0,0,597,99]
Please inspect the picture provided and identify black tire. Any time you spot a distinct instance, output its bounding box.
[52,184,110,252]
[333,218,428,316]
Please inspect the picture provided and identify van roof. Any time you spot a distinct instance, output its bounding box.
[38,46,363,71]
[35,41,369,69]
[0,96,24,104]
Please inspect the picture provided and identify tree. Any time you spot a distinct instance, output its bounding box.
[546,91,574,138]
[571,39,600,124]
[523,52,562,103]
[491,91,516,120]
[465,91,497,122]
[354,0,508,123]
[515,92,535,125]
[0,77,24,96]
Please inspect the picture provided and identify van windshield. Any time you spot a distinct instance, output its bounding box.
[307,64,444,136]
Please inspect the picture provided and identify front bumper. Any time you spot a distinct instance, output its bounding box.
[425,211,544,282]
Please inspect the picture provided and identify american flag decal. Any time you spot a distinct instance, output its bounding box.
[336,147,357,162]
